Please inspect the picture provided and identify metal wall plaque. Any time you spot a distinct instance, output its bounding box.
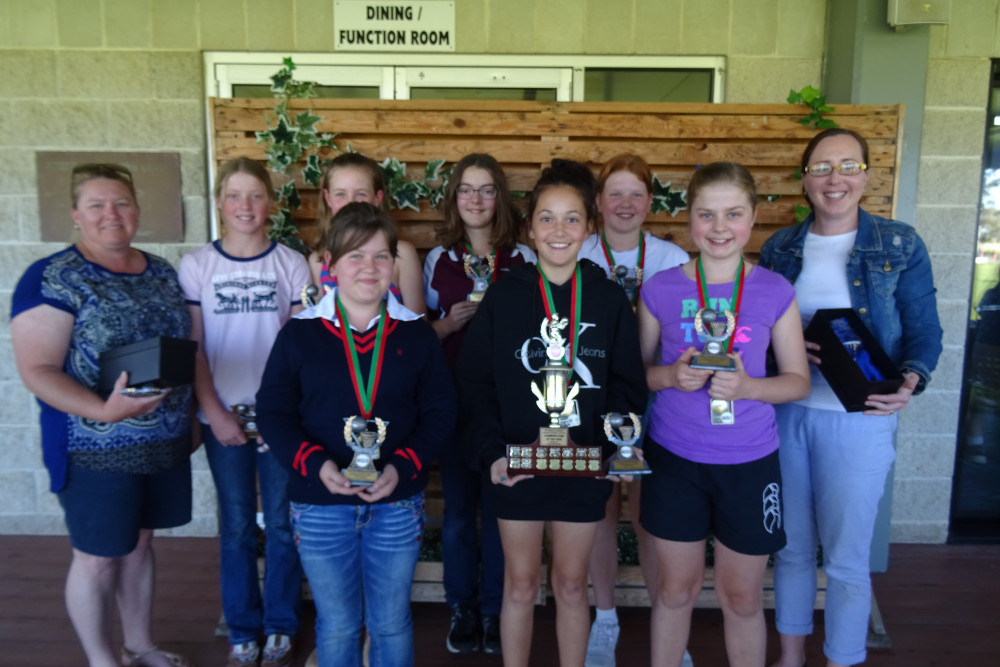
[36,151,184,243]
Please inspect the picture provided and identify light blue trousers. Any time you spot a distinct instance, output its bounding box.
[772,403,897,666]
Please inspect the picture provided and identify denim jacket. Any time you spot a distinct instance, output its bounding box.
[759,208,942,389]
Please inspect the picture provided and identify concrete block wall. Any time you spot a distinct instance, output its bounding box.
[1,0,983,546]
[897,3,1000,542]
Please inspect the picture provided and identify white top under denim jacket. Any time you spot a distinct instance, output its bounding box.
[759,208,943,393]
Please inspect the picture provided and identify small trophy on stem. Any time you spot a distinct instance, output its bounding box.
[604,411,650,476]
[342,416,388,486]
[464,253,496,302]
[691,307,738,425]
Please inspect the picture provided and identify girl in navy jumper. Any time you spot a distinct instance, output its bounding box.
[257,202,455,667]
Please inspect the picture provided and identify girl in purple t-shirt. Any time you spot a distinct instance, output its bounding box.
[636,162,810,667]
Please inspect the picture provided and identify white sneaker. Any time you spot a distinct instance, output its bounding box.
[682,649,694,666]
[584,618,620,667]
[227,641,260,666]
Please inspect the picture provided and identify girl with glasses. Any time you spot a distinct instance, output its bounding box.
[422,153,536,655]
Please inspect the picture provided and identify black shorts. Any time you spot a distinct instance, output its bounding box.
[489,474,613,523]
[639,439,785,556]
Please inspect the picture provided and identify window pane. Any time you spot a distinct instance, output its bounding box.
[951,58,1000,542]
[583,69,712,103]
[408,87,557,101]
[231,84,380,99]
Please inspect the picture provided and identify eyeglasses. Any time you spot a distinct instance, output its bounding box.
[803,161,867,177]
[456,185,498,200]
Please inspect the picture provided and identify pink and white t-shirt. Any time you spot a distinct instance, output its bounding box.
[178,240,311,420]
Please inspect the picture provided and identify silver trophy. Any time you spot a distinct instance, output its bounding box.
[604,411,650,475]
[507,315,602,475]
[531,314,580,439]
[464,253,496,302]
[691,308,737,425]
[301,283,321,307]
[342,416,388,485]
[612,264,643,307]
[231,404,259,438]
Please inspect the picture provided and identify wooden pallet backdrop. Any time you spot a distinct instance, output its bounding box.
[210,98,903,255]
[215,98,899,608]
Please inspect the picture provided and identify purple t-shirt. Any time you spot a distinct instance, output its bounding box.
[642,264,795,464]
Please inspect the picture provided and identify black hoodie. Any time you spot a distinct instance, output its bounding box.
[457,259,646,513]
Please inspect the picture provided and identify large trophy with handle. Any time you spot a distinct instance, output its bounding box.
[506,314,603,476]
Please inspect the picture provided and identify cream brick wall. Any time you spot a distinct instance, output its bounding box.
[896,2,999,543]
[0,0,984,546]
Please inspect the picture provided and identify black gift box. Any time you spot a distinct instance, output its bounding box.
[804,309,903,412]
[98,336,197,393]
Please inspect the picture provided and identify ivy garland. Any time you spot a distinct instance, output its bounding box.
[254,58,338,253]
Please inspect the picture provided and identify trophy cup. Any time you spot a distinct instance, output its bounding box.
[342,416,388,486]
[231,404,259,438]
[612,265,643,307]
[301,283,321,307]
[506,315,604,476]
[604,412,651,476]
[464,253,496,302]
[691,307,737,425]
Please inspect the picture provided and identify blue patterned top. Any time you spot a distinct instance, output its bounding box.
[11,246,193,492]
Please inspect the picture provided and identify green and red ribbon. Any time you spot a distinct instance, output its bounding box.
[334,296,388,418]
[695,256,745,354]
[536,264,582,373]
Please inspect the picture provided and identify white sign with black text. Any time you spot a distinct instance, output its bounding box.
[335,1,455,52]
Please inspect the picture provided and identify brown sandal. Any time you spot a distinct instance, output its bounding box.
[121,644,193,667]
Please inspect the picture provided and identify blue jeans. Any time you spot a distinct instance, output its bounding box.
[772,403,896,666]
[291,494,425,667]
[204,427,301,644]
[440,444,503,615]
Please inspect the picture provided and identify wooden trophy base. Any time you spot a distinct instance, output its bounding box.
[507,429,605,477]
[607,456,652,476]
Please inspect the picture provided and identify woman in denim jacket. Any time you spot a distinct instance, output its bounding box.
[759,128,942,667]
